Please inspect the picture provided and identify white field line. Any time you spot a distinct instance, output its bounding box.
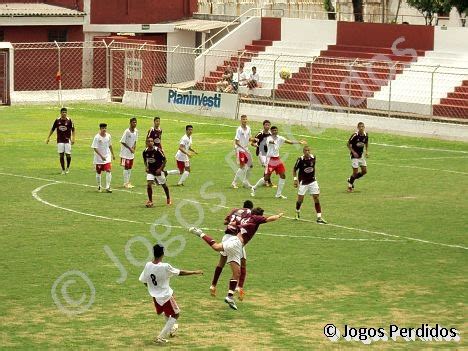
[30,182,393,243]
[74,106,468,154]
[373,162,468,176]
[3,172,467,249]
[398,156,468,161]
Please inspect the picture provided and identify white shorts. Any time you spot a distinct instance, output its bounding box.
[298,181,320,196]
[57,142,71,154]
[147,173,166,185]
[221,235,243,265]
[258,155,267,167]
[351,157,367,169]
[220,234,247,260]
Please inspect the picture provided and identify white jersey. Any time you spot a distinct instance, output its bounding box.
[91,133,112,164]
[119,128,138,159]
[266,135,286,158]
[175,134,192,161]
[139,261,180,305]
[235,125,251,152]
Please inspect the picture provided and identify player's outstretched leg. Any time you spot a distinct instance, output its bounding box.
[188,228,224,252]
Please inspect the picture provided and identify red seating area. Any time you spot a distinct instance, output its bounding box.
[433,80,468,118]
[275,44,425,108]
[194,40,271,91]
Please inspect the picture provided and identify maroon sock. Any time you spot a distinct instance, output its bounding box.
[147,186,152,202]
[66,155,71,168]
[296,201,302,211]
[59,154,65,170]
[228,279,237,297]
[314,202,321,214]
[202,234,215,246]
[238,266,247,288]
[162,184,170,199]
[211,266,223,286]
[355,172,363,179]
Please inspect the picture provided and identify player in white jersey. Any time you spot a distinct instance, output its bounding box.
[139,244,203,343]
[172,125,197,186]
[231,115,256,189]
[251,126,305,199]
[91,123,115,193]
[119,117,138,189]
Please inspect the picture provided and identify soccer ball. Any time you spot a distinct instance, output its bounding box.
[279,68,291,80]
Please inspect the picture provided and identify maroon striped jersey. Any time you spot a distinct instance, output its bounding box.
[348,132,368,158]
[254,130,271,156]
[224,208,252,235]
[147,127,163,149]
[51,117,74,143]
[293,155,316,185]
[143,146,165,174]
[238,215,267,245]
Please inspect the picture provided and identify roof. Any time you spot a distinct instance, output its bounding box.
[0,3,85,17]
[172,19,233,32]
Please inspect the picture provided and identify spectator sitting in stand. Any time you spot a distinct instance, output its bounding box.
[216,64,233,92]
[225,64,248,93]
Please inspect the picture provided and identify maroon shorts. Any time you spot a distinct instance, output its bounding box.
[266,157,285,175]
[237,151,251,167]
[95,163,112,173]
[153,296,180,317]
[177,160,188,172]
[120,158,134,169]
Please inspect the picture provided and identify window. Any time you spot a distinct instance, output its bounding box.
[48,30,67,42]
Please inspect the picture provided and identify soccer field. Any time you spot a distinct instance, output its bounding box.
[1,103,467,349]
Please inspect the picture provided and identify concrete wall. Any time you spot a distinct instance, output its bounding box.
[434,27,468,53]
[194,16,261,82]
[11,88,109,104]
[281,19,337,45]
[167,31,196,83]
[238,103,468,141]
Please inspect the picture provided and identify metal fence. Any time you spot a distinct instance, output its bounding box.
[9,41,468,121]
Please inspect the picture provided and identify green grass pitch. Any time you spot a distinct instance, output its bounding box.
[0,103,467,349]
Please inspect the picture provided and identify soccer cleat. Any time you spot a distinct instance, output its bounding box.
[123,183,128,188]
[250,187,256,197]
[347,178,354,192]
[176,183,184,186]
[145,200,153,208]
[224,296,238,310]
[61,170,66,175]
[210,285,216,297]
[170,323,178,337]
[238,287,245,301]
[127,183,134,189]
[65,168,70,174]
[166,198,172,205]
[295,211,300,220]
[316,217,328,224]
[188,227,203,237]
[105,188,112,193]
[97,186,102,193]
[231,182,238,189]
[155,337,169,344]
[275,194,287,199]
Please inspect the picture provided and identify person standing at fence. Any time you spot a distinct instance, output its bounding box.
[46,107,75,175]
[92,123,115,193]
[120,118,138,189]
[346,122,369,192]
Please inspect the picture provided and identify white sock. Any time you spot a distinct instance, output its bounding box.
[178,171,190,184]
[96,173,101,188]
[167,169,179,175]
[242,168,252,187]
[233,168,243,184]
[317,213,322,218]
[253,177,265,190]
[276,178,285,196]
[158,316,177,339]
[123,169,128,184]
[106,172,112,189]
[127,169,132,183]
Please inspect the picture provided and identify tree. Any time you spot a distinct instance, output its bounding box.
[406,0,452,25]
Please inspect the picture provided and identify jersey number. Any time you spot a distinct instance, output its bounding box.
[150,274,158,286]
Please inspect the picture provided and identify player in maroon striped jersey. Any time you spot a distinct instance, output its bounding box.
[209,200,253,300]
[46,107,75,174]
[189,208,283,310]
[293,146,327,224]
[143,137,171,207]
[147,116,163,150]
[347,122,369,192]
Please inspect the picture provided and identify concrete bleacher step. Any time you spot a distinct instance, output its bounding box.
[277,83,378,96]
[279,80,381,92]
[327,44,426,56]
[275,89,368,107]
[433,104,468,118]
[440,97,468,107]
